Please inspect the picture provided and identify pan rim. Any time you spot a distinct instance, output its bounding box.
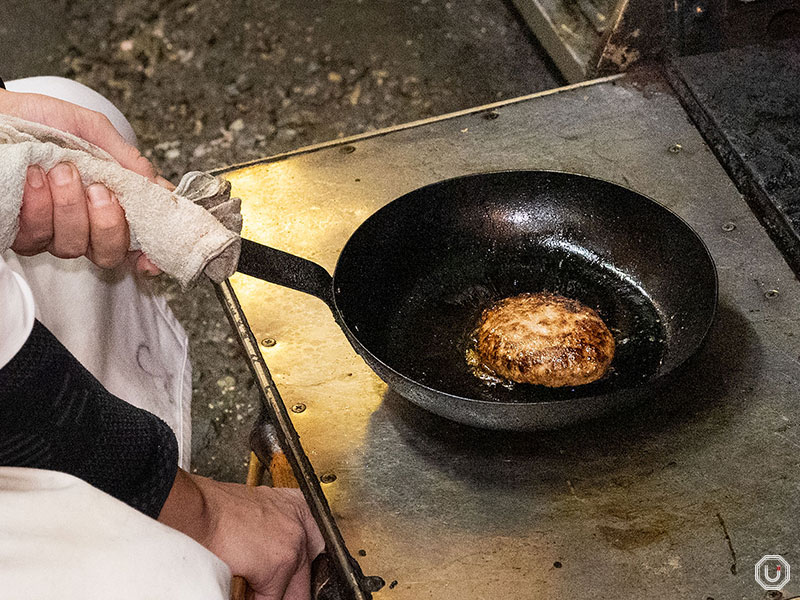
[332,168,719,408]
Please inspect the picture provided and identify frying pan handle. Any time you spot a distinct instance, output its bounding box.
[237,238,335,309]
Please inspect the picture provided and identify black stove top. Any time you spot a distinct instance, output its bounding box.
[666,39,800,275]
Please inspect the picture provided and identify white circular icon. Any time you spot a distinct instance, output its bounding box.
[755,555,791,591]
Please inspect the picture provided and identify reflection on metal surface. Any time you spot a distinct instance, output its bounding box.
[223,72,800,598]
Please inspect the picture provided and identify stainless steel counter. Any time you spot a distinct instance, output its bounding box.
[219,72,800,599]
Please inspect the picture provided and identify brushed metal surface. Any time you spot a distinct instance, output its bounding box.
[222,74,800,598]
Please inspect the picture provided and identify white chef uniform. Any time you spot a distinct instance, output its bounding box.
[0,76,229,599]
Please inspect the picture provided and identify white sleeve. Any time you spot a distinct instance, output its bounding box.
[0,254,35,369]
[0,467,232,600]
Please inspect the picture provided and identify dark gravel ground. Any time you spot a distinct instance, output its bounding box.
[3,0,561,481]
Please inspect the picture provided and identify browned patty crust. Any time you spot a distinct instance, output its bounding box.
[475,292,615,387]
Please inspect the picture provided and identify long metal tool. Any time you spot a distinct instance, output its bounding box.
[215,282,382,600]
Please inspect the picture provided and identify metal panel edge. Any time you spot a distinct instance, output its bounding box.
[214,280,379,600]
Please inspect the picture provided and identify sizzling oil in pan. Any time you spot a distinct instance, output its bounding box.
[383,241,666,403]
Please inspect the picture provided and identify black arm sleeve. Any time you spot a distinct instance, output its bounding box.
[0,320,179,518]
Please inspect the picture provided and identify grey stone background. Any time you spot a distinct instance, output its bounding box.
[3,0,560,481]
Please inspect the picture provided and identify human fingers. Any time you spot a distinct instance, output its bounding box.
[156,175,176,191]
[250,533,309,600]
[259,489,325,563]
[47,163,89,259]
[75,109,159,183]
[12,166,53,255]
[290,495,325,560]
[0,90,159,184]
[127,250,162,277]
[242,492,311,600]
[85,184,129,269]
[278,554,312,600]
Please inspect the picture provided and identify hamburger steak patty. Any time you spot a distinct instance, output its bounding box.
[474,292,615,387]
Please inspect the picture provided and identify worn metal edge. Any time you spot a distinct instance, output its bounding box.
[591,0,630,72]
[662,60,800,280]
[591,0,670,76]
[213,74,624,175]
[213,280,377,600]
[509,0,591,82]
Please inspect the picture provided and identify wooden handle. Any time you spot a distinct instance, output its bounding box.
[230,575,248,600]
[269,451,299,488]
[245,451,266,486]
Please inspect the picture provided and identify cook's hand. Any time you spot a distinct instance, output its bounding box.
[0,87,168,274]
[158,469,325,600]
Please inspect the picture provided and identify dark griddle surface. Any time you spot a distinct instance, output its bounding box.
[667,40,800,275]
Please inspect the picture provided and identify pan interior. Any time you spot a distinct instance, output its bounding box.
[384,242,665,402]
[334,171,716,404]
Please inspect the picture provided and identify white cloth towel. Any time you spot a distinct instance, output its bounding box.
[0,114,242,287]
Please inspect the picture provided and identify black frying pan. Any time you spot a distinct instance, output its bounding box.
[237,171,717,430]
